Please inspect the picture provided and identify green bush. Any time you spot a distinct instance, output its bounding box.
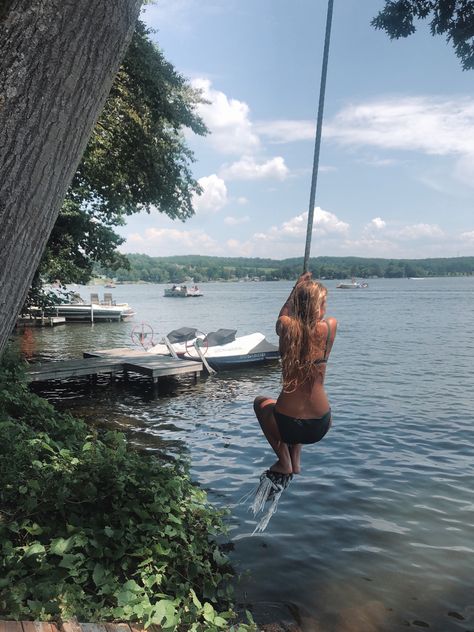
[0,347,255,631]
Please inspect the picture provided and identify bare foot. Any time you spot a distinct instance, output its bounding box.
[289,444,302,474]
[269,459,293,475]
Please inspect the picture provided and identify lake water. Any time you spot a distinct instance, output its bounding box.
[26,278,474,631]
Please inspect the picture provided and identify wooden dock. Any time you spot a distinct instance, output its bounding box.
[17,315,66,327]
[26,348,203,384]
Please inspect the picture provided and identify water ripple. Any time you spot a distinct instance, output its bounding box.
[29,279,474,630]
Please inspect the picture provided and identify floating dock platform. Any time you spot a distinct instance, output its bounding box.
[26,348,203,385]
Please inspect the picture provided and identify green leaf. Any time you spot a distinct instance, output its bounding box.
[58,554,79,569]
[203,601,215,623]
[92,563,106,587]
[152,599,176,627]
[213,616,228,628]
[23,522,43,535]
[23,542,46,557]
[122,579,141,593]
[50,537,73,555]
[115,589,137,607]
[212,548,227,566]
[190,588,202,610]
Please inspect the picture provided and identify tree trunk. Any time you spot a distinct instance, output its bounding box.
[0,0,142,356]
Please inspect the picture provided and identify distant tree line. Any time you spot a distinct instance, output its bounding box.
[95,254,474,283]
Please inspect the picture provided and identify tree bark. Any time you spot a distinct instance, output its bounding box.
[0,0,142,356]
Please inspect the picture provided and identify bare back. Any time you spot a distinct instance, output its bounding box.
[276,315,337,418]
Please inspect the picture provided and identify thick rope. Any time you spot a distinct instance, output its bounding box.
[241,470,293,534]
[303,0,335,272]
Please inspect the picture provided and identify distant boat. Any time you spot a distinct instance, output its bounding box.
[34,293,135,322]
[164,284,203,297]
[105,281,116,288]
[336,278,368,289]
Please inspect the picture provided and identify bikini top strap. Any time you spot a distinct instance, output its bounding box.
[323,320,331,359]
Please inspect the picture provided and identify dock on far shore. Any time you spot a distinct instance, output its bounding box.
[26,348,203,386]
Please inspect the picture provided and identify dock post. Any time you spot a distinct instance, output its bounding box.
[90,303,94,323]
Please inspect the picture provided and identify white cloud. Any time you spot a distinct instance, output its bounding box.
[358,157,398,167]
[224,215,250,225]
[324,96,474,157]
[254,97,474,173]
[192,78,260,155]
[311,207,350,236]
[219,156,289,181]
[394,223,444,240]
[236,196,248,205]
[255,207,350,242]
[192,174,228,214]
[363,217,444,242]
[366,217,386,231]
[254,119,315,143]
[123,216,467,260]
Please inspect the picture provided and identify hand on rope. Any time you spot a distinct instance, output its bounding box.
[296,271,312,286]
[291,271,313,293]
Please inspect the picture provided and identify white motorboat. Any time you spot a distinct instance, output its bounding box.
[336,278,368,289]
[147,326,200,355]
[36,293,135,322]
[164,284,203,297]
[148,327,279,369]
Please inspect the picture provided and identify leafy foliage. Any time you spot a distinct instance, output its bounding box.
[372,1,474,70]
[96,253,474,283]
[31,20,207,304]
[0,349,254,631]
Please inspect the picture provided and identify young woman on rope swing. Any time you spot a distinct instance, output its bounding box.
[253,271,337,477]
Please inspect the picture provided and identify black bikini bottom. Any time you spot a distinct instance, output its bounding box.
[274,409,332,445]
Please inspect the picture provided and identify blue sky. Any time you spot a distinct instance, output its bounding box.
[119,0,474,260]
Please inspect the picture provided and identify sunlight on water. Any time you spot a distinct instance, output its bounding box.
[28,278,474,631]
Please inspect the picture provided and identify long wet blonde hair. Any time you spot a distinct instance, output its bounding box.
[280,280,328,393]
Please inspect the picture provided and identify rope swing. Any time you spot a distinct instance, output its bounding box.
[245,3,336,535]
[303,0,335,272]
